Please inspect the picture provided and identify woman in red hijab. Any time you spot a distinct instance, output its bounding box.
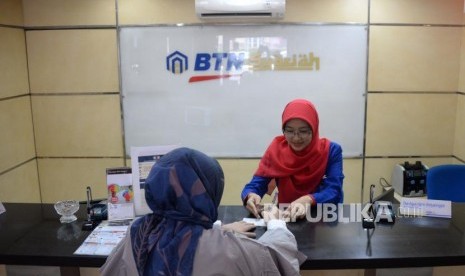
[241,99,344,220]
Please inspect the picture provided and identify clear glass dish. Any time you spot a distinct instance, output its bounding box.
[54,200,79,223]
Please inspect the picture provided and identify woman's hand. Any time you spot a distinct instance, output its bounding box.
[261,203,281,222]
[283,195,312,221]
[222,221,256,238]
[245,193,262,218]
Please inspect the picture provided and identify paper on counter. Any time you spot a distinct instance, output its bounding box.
[243,217,266,227]
[0,201,5,215]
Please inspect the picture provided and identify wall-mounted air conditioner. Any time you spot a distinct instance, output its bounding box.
[195,0,285,20]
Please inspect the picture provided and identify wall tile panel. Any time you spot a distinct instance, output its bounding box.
[0,27,29,99]
[27,30,119,93]
[0,0,23,26]
[366,93,456,156]
[0,160,40,203]
[369,26,461,92]
[371,0,463,25]
[32,95,124,157]
[23,0,115,27]
[0,97,35,172]
[38,158,125,203]
[285,0,368,24]
[454,95,465,160]
[118,0,198,25]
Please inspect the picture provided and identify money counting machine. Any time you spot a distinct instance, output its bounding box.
[391,161,428,197]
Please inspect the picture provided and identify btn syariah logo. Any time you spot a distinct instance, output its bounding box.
[166,50,319,83]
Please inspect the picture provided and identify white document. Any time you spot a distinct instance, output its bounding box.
[0,201,5,215]
[243,217,266,227]
[400,198,452,218]
[131,145,180,216]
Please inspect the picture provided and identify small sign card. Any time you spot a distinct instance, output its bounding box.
[400,198,451,218]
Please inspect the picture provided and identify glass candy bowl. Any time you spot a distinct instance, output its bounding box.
[54,200,79,223]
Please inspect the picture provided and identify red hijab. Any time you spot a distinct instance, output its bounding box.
[255,99,330,204]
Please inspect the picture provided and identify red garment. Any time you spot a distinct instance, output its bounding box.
[255,99,330,204]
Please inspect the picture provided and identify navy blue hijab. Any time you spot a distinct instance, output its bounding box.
[130,147,224,276]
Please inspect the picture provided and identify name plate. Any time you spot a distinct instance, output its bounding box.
[400,198,451,218]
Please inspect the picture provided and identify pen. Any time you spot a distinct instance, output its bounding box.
[86,186,92,221]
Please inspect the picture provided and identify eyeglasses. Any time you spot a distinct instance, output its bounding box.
[283,128,313,138]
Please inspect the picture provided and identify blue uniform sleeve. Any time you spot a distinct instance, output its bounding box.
[240,175,271,203]
[241,142,344,204]
[312,142,344,204]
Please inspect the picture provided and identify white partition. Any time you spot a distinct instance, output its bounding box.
[120,25,367,157]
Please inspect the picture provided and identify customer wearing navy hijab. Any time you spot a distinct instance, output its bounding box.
[100,147,305,276]
[131,147,224,275]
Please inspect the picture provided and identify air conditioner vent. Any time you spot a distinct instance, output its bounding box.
[196,0,285,21]
[200,12,273,18]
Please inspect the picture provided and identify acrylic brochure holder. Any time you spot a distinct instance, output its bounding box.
[130,145,180,216]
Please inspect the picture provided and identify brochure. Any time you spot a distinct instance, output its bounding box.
[106,167,135,221]
[74,220,130,256]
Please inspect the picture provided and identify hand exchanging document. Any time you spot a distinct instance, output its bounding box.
[221,221,257,238]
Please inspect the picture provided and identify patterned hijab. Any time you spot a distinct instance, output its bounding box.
[255,99,330,203]
[130,147,224,276]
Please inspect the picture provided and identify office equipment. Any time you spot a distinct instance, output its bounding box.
[363,185,376,229]
[195,0,285,20]
[89,202,108,221]
[373,201,395,223]
[372,186,395,203]
[364,185,396,226]
[82,186,107,231]
[82,187,97,231]
[371,187,396,223]
[427,164,465,202]
[391,161,428,197]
